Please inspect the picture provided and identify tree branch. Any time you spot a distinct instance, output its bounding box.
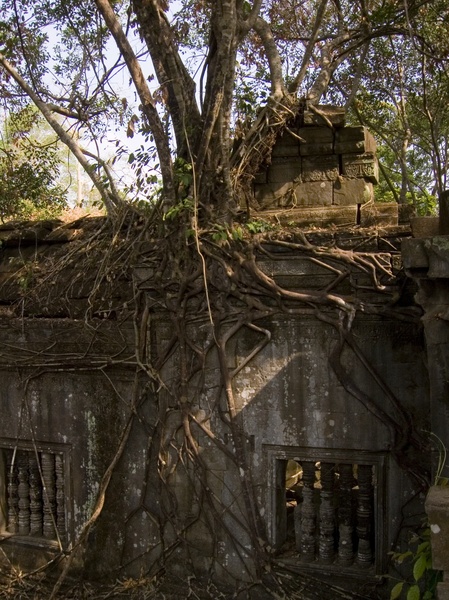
[132,0,202,159]
[0,51,120,216]
[289,0,329,95]
[253,17,285,98]
[94,0,176,206]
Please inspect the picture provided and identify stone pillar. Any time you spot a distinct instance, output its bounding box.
[298,461,317,561]
[425,486,449,599]
[439,191,449,235]
[402,236,449,480]
[403,237,449,598]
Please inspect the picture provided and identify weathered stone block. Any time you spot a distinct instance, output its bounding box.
[401,238,429,270]
[295,181,333,206]
[333,178,374,206]
[425,486,449,571]
[303,105,346,127]
[440,190,449,234]
[410,216,440,238]
[253,171,267,185]
[398,203,415,224]
[274,205,358,227]
[0,227,52,246]
[268,156,302,183]
[437,580,449,600]
[427,237,449,279]
[342,152,379,183]
[302,155,339,182]
[298,127,334,156]
[335,127,376,154]
[272,132,300,157]
[253,181,296,209]
[360,202,398,227]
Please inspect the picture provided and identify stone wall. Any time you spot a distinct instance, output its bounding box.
[0,106,437,598]
[130,234,429,592]
[426,487,449,599]
[254,125,377,210]
[0,319,137,574]
[402,236,449,480]
[0,215,433,596]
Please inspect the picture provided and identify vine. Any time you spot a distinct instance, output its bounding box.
[0,206,431,599]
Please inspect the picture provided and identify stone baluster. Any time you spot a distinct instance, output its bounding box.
[356,464,374,566]
[297,461,317,561]
[29,453,43,536]
[55,454,66,543]
[318,462,336,564]
[41,453,56,539]
[17,452,30,535]
[337,463,355,566]
[6,451,18,534]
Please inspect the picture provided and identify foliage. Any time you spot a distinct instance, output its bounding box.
[390,438,447,600]
[163,196,193,221]
[390,525,442,600]
[0,0,448,219]
[0,105,67,221]
[347,30,449,215]
[245,218,273,234]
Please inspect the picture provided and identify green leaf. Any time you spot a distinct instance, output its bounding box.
[413,554,427,581]
[407,585,420,600]
[390,582,404,600]
[232,226,244,240]
[395,551,413,564]
[417,541,430,555]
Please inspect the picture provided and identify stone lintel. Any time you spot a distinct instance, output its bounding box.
[342,153,379,184]
[0,228,53,246]
[258,258,334,278]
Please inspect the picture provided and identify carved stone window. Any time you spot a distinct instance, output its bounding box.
[267,446,387,575]
[0,442,69,546]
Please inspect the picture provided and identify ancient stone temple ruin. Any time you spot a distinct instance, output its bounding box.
[0,111,446,599]
[251,107,397,229]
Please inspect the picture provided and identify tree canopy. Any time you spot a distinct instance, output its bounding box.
[0,0,448,221]
[0,105,68,220]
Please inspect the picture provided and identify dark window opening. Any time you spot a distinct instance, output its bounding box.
[0,446,67,545]
[273,455,383,572]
